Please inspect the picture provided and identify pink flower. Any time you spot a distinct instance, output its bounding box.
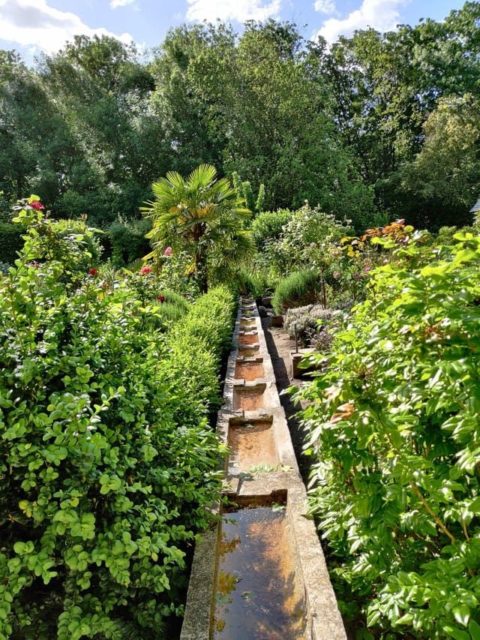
[140,265,153,276]
[163,246,173,257]
[30,201,45,211]
[88,267,98,276]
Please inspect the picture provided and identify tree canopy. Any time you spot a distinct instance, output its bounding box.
[1,3,480,230]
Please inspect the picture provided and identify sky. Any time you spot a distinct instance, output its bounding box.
[0,0,468,61]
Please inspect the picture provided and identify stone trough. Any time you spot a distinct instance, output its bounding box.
[180,297,346,640]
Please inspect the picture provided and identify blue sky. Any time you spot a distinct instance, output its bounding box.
[0,0,467,61]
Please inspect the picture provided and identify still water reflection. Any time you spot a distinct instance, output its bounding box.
[212,506,305,640]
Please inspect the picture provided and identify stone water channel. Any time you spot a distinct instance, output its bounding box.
[180,298,346,640]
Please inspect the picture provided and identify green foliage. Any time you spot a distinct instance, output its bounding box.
[107,219,151,267]
[0,222,24,263]
[232,172,265,215]
[155,250,201,299]
[266,204,352,282]
[399,94,480,229]
[2,6,480,230]
[11,198,102,275]
[0,37,162,225]
[0,200,234,638]
[255,183,266,215]
[327,2,480,227]
[143,164,251,291]
[272,270,320,314]
[235,269,270,298]
[297,230,480,637]
[166,286,236,418]
[251,209,292,250]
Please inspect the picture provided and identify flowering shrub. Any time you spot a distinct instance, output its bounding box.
[11,197,102,277]
[0,200,235,638]
[297,231,480,638]
[251,209,292,251]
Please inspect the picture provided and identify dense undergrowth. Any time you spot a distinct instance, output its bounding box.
[0,200,235,639]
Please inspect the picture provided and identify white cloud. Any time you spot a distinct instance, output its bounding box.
[314,0,336,15]
[0,0,133,53]
[186,0,281,23]
[317,0,410,43]
[110,0,135,8]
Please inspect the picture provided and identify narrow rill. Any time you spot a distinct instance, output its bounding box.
[233,384,266,411]
[228,417,278,469]
[234,360,264,381]
[181,297,346,640]
[212,298,306,639]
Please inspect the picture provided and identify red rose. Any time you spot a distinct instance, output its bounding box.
[157,294,166,303]
[140,265,153,275]
[30,201,45,211]
[88,267,98,276]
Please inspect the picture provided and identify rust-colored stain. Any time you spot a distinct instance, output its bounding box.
[238,333,258,346]
[213,507,306,639]
[233,387,265,411]
[235,361,264,381]
[228,421,278,469]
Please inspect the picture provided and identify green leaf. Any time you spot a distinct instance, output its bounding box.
[454,605,471,627]
[468,620,480,640]
[443,626,470,640]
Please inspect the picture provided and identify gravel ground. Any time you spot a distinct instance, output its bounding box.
[261,316,312,483]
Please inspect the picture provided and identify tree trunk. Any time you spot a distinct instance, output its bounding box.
[192,224,208,292]
[194,248,208,293]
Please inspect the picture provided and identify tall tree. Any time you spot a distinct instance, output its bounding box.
[325,2,480,226]
[399,94,480,228]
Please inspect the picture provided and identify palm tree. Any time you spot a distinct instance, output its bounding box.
[143,164,251,291]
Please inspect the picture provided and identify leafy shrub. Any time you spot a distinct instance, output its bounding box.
[272,270,320,314]
[236,269,270,298]
[269,203,352,276]
[149,290,191,328]
[0,200,234,639]
[12,202,102,276]
[251,209,292,250]
[155,250,200,299]
[107,219,151,268]
[165,285,235,421]
[298,231,480,638]
[0,222,25,263]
